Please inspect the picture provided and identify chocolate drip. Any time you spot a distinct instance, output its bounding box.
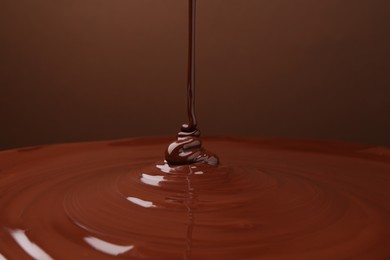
[165,0,219,166]
[185,0,197,132]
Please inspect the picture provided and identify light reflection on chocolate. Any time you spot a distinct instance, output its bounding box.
[84,236,134,256]
[127,197,156,208]
[1,137,390,259]
[9,229,53,260]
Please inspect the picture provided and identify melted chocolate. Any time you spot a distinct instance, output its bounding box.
[1,137,390,259]
[165,0,219,166]
[1,0,390,259]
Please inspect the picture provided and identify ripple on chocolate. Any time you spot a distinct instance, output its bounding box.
[0,138,390,259]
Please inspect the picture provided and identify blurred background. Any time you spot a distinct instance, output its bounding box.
[1,0,389,150]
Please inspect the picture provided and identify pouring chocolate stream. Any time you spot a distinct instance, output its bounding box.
[165,0,219,166]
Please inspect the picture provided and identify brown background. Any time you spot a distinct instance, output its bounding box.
[1,0,389,150]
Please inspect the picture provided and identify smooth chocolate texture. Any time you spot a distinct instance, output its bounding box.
[1,137,390,259]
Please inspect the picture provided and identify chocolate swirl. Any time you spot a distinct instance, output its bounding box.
[165,129,219,166]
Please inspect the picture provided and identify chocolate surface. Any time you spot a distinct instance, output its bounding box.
[1,137,390,259]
